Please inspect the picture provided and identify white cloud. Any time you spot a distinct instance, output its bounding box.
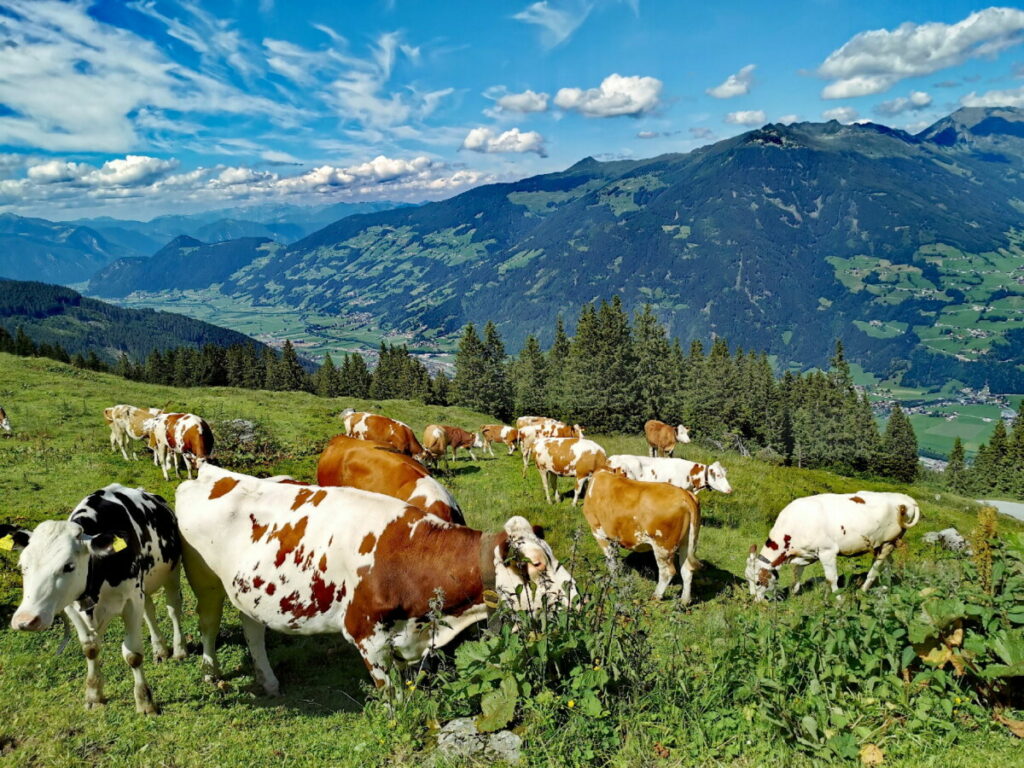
[706,64,756,99]
[554,74,662,117]
[24,155,177,187]
[818,7,1024,99]
[689,126,716,140]
[513,0,594,47]
[724,110,766,126]
[961,85,1024,107]
[27,160,90,184]
[462,127,548,156]
[875,91,932,116]
[822,106,859,124]
[261,150,302,164]
[484,87,550,117]
[777,114,800,125]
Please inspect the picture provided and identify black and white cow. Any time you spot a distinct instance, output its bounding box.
[5,486,185,714]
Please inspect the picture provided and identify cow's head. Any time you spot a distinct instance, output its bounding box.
[744,545,781,601]
[102,407,114,426]
[572,425,585,437]
[9,521,130,631]
[495,517,576,609]
[471,432,485,449]
[339,408,356,420]
[706,461,733,494]
[675,425,691,444]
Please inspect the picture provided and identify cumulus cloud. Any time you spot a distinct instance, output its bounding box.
[724,110,766,126]
[25,156,177,186]
[875,91,932,116]
[822,106,860,124]
[462,127,548,156]
[818,7,1024,99]
[554,74,662,117]
[483,87,550,117]
[961,86,1024,108]
[776,114,801,125]
[706,64,756,99]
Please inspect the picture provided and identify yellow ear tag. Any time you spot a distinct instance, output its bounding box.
[112,537,128,553]
[0,535,13,551]
[482,589,500,609]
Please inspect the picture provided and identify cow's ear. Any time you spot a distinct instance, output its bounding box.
[0,526,30,552]
[532,525,546,540]
[85,532,131,557]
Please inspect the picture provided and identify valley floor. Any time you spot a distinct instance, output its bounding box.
[0,353,1021,767]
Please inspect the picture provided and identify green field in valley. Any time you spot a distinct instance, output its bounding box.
[1,352,1023,766]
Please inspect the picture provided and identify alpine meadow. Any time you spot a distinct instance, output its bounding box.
[2,2,1024,767]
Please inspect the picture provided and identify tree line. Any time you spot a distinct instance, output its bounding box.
[945,407,1024,501]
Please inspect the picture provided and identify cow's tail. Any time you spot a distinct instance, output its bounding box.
[683,496,702,571]
[900,501,921,529]
[156,400,173,415]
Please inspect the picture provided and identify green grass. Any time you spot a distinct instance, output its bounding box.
[0,352,1022,766]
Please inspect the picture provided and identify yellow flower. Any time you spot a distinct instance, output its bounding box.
[954,697,962,704]
[567,700,576,709]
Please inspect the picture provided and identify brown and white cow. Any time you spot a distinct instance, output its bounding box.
[175,464,575,691]
[144,413,214,481]
[533,437,607,506]
[583,470,702,602]
[317,434,464,525]
[421,424,450,471]
[104,404,162,461]
[606,456,733,495]
[519,421,585,470]
[0,404,10,435]
[442,426,484,462]
[644,419,692,457]
[341,409,427,462]
[515,416,549,430]
[480,425,519,456]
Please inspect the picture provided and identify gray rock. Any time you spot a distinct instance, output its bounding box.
[922,527,972,555]
[436,718,521,765]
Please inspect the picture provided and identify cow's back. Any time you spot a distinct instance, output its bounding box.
[584,471,688,551]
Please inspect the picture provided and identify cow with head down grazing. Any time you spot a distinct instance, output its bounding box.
[145,412,214,480]
[175,464,575,691]
[341,409,427,462]
[0,404,10,435]
[745,491,921,601]
[480,425,519,456]
[519,421,585,470]
[644,420,691,457]
[104,404,162,461]
[3,486,184,714]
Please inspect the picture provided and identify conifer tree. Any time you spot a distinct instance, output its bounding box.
[1007,406,1024,498]
[512,335,548,417]
[429,370,451,406]
[481,321,513,420]
[876,404,919,482]
[632,305,675,423]
[945,437,968,494]
[339,353,372,398]
[276,340,308,391]
[452,323,491,414]
[315,352,342,397]
[544,316,572,417]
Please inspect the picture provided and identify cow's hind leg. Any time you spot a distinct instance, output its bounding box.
[791,563,807,594]
[571,475,586,506]
[862,542,895,592]
[183,544,226,681]
[121,599,159,714]
[820,551,841,594]
[653,545,677,600]
[240,614,281,696]
[142,595,171,662]
[164,568,187,659]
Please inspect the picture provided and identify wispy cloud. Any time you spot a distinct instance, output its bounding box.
[512,0,638,48]
[707,65,756,99]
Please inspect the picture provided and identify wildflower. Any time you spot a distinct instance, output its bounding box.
[567,699,576,709]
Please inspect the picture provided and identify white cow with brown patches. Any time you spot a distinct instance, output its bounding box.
[745,491,921,600]
[175,464,575,692]
[606,456,733,494]
[533,437,607,505]
[104,404,162,461]
[144,413,214,480]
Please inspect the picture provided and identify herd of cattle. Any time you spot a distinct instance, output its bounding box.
[0,402,921,714]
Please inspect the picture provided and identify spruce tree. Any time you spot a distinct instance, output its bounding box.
[1007,406,1024,498]
[512,335,548,417]
[632,305,675,424]
[544,316,572,417]
[452,324,490,414]
[945,437,968,494]
[276,340,308,391]
[429,370,451,406]
[482,321,513,420]
[315,352,342,398]
[339,353,372,398]
[876,404,919,482]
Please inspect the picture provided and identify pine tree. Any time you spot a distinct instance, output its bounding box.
[315,352,342,398]
[544,316,572,417]
[274,340,307,391]
[632,305,675,424]
[1007,406,1024,498]
[512,335,548,417]
[14,326,35,357]
[339,353,372,397]
[876,404,919,482]
[429,370,451,406]
[481,321,513,420]
[945,437,968,494]
[452,324,490,414]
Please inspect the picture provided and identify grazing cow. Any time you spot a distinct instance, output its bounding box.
[515,416,549,430]
[606,456,733,495]
[0,404,10,435]
[104,404,162,461]
[583,471,702,601]
[480,425,519,456]
[644,419,692,457]
[519,421,585,470]
[341,409,426,462]
[5,486,185,713]
[317,434,465,525]
[175,464,575,691]
[421,424,450,471]
[145,412,214,481]
[745,491,921,601]
[442,426,484,461]
[533,437,607,505]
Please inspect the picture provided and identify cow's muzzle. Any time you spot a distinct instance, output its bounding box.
[11,612,49,632]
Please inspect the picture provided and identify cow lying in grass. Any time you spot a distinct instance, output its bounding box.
[745,491,921,600]
[3,486,184,714]
[176,464,575,691]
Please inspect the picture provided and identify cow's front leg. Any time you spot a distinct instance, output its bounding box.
[142,595,170,662]
[595,535,619,576]
[653,546,677,600]
[468,448,477,461]
[571,476,587,506]
[121,599,158,714]
[820,551,841,594]
[538,468,553,504]
[862,542,895,592]
[240,615,280,696]
[791,563,806,594]
[164,569,187,660]
[65,607,107,710]
[360,638,393,690]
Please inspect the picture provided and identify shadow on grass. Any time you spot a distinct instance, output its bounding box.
[621,552,742,601]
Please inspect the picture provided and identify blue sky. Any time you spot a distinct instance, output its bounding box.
[1,0,1023,219]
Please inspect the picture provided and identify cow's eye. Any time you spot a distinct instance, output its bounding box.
[62,563,75,573]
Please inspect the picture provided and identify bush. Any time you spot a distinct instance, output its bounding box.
[212,418,289,471]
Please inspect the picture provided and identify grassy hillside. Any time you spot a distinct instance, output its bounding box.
[0,352,1021,767]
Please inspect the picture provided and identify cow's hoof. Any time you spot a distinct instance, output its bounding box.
[136,701,160,715]
[153,649,170,663]
[171,650,187,661]
[84,698,107,711]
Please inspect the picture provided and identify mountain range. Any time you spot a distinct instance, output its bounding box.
[9,107,1024,388]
